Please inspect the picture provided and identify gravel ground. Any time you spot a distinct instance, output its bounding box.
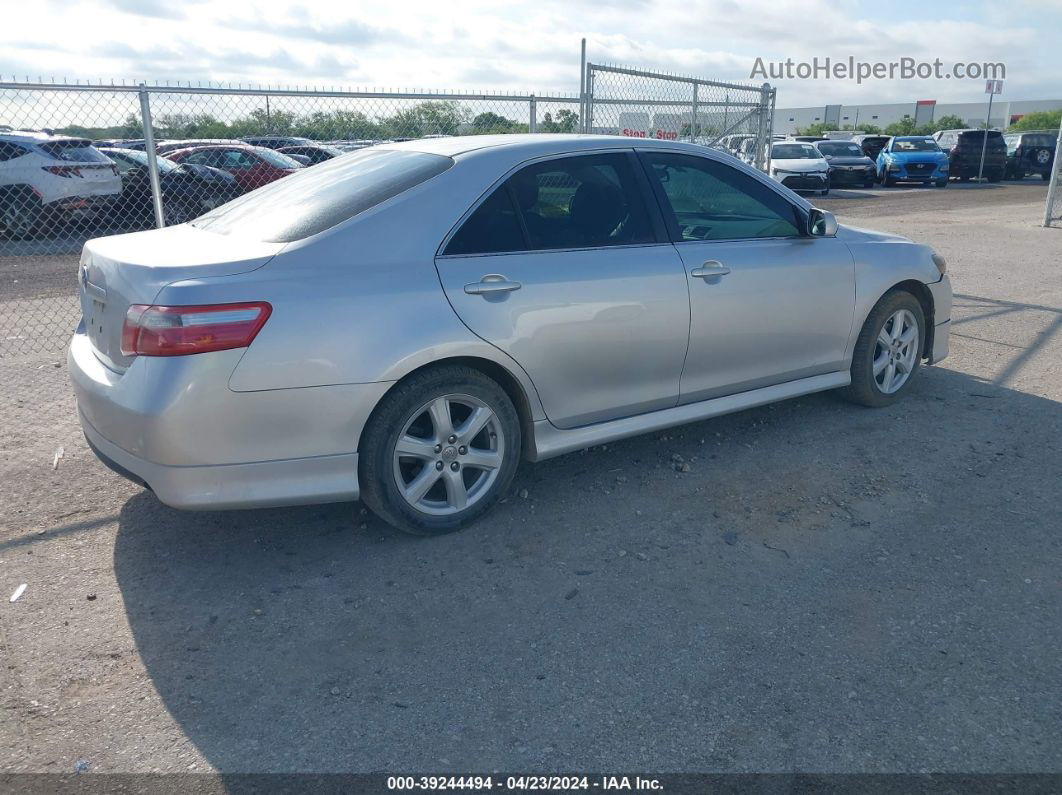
[0,183,1060,775]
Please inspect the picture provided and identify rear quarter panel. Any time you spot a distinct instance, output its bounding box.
[165,153,550,419]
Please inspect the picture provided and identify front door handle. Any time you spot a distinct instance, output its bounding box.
[690,261,731,279]
[464,274,522,295]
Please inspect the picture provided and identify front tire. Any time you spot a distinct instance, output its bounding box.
[359,365,521,535]
[841,291,925,408]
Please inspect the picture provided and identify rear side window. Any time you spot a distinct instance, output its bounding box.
[38,140,112,163]
[444,152,654,255]
[445,186,525,255]
[191,148,453,242]
[0,142,29,161]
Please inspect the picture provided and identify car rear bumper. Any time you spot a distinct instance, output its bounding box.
[80,412,359,509]
[68,329,389,509]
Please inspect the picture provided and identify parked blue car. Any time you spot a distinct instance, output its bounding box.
[876,136,950,187]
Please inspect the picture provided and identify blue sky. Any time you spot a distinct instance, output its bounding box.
[2,0,1058,107]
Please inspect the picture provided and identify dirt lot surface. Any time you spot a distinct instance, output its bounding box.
[1,182,1060,774]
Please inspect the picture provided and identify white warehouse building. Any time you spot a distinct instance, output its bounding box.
[773,98,1062,135]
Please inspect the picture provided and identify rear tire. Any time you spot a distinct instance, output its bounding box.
[359,365,521,536]
[840,290,925,408]
[0,188,42,240]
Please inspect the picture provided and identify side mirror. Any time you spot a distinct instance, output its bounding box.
[808,208,837,237]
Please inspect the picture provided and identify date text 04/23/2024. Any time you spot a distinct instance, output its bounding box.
[387,776,664,791]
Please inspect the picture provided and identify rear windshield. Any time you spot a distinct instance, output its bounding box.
[190,148,454,242]
[39,140,112,163]
[959,131,1004,143]
[253,147,304,169]
[104,148,179,174]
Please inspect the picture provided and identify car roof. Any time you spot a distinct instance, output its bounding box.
[170,143,258,153]
[375,133,730,158]
[0,130,89,144]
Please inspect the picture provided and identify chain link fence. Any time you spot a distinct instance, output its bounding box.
[0,66,774,362]
[584,63,776,170]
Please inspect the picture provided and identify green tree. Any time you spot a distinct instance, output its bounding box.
[884,117,919,136]
[795,121,881,137]
[540,109,579,133]
[928,114,967,132]
[471,111,520,134]
[1008,109,1062,132]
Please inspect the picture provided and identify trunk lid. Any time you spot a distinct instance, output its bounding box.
[78,224,285,372]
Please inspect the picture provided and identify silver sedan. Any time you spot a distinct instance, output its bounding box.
[70,134,952,535]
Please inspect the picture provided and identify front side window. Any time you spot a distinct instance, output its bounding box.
[183,150,216,166]
[444,152,654,255]
[643,152,801,242]
[220,150,257,170]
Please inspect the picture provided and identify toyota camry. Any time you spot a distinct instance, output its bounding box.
[70,135,952,535]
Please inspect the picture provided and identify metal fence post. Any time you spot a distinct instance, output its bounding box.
[691,83,699,142]
[529,94,537,134]
[585,66,595,134]
[579,39,587,133]
[1043,120,1062,227]
[138,84,166,229]
[763,85,776,174]
[752,83,771,171]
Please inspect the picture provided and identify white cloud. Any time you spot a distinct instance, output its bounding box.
[0,0,1057,108]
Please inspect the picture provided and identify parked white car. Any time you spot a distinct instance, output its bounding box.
[769,141,830,194]
[0,131,121,238]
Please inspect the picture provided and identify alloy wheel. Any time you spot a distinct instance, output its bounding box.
[873,309,919,394]
[0,203,35,237]
[392,393,505,516]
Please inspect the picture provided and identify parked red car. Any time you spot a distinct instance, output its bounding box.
[164,145,302,191]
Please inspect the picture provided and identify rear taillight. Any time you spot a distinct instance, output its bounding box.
[44,165,82,178]
[121,302,271,357]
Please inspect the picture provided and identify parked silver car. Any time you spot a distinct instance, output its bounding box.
[70,135,952,535]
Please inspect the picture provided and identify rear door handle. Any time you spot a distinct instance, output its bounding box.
[464,274,522,295]
[690,261,731,279]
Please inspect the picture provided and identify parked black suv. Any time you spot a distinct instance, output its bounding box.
[1002,131,1056,180]
[932,129,1007,181]
[852,134,891,160]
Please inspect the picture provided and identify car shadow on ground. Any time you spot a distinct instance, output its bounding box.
[112,366,1062,773]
